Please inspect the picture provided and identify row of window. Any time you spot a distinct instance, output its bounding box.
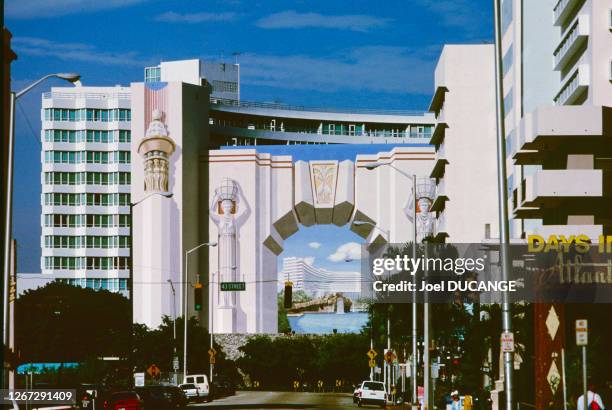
[44,172,131,186]
[44,256,129,270]
[212,80,238,93]
[44,129,131,143]
[44,108,131,122]
[44,150,130,164]
[43,193,130,206]
[44,235,130,249]
[59,278,128,292]
[44,214,130,228]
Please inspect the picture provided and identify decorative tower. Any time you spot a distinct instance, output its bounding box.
[138,109,175,193]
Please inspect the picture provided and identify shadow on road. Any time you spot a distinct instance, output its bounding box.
[191,405,315,409]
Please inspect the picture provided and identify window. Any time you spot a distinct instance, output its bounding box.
[502,45,513,77]
[212,80,238,94]
[501,0,513,34]
[145,66,161,82]
[503,89,513,117]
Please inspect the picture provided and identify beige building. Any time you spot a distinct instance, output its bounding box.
[505,0,612,239]
[428,44,500,243]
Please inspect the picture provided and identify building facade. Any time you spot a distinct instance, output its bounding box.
[503,0,612,239]
[428,44,500,243]
[40,86,132,296]
[279,256,361,300]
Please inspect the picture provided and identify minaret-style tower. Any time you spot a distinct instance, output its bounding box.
[138,109,175,193]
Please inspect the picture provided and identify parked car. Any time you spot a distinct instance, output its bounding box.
[78,383,109,409]
[355,381,387,408]
[211,378,236,399]
[103,391,142,410]
[135,385,186,408]
[184,374,211,402]
[179,383,201,402]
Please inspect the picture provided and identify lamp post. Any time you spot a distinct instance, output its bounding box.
[363,162,420,406]
[3,73,81,389]
[167,279,177,384]
[183,241,217,382]
[493,0,515,407]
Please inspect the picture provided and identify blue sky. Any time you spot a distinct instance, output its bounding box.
[6,0,493,272]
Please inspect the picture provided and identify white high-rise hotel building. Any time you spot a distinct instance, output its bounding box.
[41,87,132,295]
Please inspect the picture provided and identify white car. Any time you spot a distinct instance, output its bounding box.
[355,381,387,408]
[184,374,211,402]
[179,383,200,402]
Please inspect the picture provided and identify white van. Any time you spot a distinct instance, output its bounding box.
[184,374,211,401]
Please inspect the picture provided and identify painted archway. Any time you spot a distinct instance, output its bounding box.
[208,146,435,333]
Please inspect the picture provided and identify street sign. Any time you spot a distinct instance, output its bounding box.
[208,347,217,357]
[173,356,179,371]
[209,356,216,365]
[368,359,376,368]
[432,363,439,379]
[501,331,515,352]
[147,364,160,378]
[220,282,246,291]
[134,372,145,387]
[576,319,588,346]
[384,349,396,365]
[374,366,381,374]
[367,348,377,359]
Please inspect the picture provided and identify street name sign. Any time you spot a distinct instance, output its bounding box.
[220,282,246,291]
[576,319,588,346]
[501,331,515,352]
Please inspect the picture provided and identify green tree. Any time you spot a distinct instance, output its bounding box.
[16,281,130,363]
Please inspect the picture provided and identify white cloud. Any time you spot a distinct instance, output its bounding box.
[12,37,151,67]
[328,242,362,263]
[238,45,437,95]
[256,10,390,32]
[308,242,322,249]
[6,0,148,19]
[416,0,491,37]
[155,11,238,23]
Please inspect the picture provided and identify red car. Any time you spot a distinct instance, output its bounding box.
[103,391,142,410]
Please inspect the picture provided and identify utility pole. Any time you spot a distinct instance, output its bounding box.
[493,0,514,407]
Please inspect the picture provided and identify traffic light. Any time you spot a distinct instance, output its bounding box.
[284,281,293,309]
[194,282,203,311]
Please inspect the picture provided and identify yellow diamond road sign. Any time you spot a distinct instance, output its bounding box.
[208,347,217,356]
[367,349,377,359]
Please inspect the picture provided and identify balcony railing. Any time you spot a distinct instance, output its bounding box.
[553,0,582,26]
[554,64,589,105]
[210,97,428,116]
[553,15,589,71]
[43,91,131,101]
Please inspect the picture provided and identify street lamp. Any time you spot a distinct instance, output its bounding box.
[167,279,178,384]
[183,241,217,382]
[3,72,81,389]
[363,161,420,406]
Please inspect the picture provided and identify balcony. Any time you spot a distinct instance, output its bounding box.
[553,0,583,27]
[429,121,448,146]
[553,15,589,72]
[430,158,449,179]
[522,169,602,207]
[428,86,448,115]
[554,64,589,106]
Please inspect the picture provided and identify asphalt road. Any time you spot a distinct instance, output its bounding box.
[189,390,372,409]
